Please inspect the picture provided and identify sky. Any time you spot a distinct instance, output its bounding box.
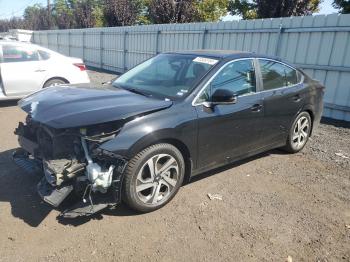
[0,0,339,20]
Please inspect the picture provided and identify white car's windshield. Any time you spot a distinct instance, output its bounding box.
[113,54,219,100]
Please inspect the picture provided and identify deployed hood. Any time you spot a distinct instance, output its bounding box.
[19,85,172,128]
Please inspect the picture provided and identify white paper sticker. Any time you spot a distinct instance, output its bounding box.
[193,57,218,65]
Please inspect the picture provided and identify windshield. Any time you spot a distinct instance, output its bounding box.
[113,54,219,100]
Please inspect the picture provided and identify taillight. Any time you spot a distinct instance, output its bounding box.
[73,63,86,71]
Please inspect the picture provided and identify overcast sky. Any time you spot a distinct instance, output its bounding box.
[0,0,339,20]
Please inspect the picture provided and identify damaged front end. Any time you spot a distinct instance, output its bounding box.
[13,116,127,218]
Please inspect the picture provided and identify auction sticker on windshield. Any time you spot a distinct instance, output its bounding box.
[193,57,218,65]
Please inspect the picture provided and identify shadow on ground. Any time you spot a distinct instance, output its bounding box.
[58,149,287,226]
[0,148,51,227]
[0,147,286,227]
[321,117,350,128]
[0,100,19,108]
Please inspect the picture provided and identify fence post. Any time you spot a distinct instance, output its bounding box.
[100,31,104,69]
[68,32,71,56]
[123,31,128,72]
[57,33,59,52]
[155,30,160,54]
[274,24,284,56]
[82,32,85,61]
[201,29,208,49]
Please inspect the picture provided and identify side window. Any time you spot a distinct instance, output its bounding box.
[259,59,299,90]
[211,59,256,96]
[196,59,256,103]
[2,45,39,63]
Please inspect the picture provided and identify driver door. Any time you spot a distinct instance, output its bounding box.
[194,58,264,171]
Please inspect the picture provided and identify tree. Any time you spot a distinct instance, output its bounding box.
[228,0,321,19]
[196,0,229,22]
[333,0,350,13]
[23,4,51,30]
[52,0,76,29]
[147,0,198,23]
[72,0,104,28]
[0,17,25,32]
[228,0,257,19]
[104,0,142,26]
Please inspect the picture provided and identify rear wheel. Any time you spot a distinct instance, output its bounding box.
[284,111,312,153]
[43,78,67,88]
[123,143,185,212]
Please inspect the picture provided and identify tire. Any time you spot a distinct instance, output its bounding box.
[284,111,312,153]
[43,78,67,88]
[123,143,185,212]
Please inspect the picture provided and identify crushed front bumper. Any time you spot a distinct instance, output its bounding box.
[12,145,126,218]
[37,177,73,207]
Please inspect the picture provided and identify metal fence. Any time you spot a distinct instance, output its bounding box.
[32,14,350,121]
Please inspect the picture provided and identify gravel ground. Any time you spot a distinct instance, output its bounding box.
[0,69,349,262]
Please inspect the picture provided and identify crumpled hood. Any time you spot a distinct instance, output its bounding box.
[19,85,172,128]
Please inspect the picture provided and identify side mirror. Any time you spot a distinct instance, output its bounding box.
[203,89,237,108]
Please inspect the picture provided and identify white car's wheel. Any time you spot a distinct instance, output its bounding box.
[43,79,67,88]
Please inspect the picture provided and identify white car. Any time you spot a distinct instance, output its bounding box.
[0,41,90,101]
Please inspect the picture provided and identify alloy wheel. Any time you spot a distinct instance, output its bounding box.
[135,154,179,205]
[292,116,310,150]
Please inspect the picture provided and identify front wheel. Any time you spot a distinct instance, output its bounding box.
[284,111,312,153]
[123,143,185,212]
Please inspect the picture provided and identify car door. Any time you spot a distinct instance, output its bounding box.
[257,59,306,146]
[0,43,47,96]
[194,58,264,171]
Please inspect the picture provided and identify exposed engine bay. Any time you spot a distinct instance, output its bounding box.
[14,116,127,218]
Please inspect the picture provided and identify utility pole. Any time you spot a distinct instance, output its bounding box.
[47,0,51,29]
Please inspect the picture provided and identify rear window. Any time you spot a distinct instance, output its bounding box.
[2,45,39,63]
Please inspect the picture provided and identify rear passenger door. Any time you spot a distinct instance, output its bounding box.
[257,59,305,146]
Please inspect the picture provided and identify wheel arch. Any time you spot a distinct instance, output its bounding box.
[156,138,192,184]
[42,77,69,88]
[301,105,315,136]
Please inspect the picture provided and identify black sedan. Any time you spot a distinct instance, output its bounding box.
[14,50,324,217]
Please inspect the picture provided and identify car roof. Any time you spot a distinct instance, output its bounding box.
[0,40,17,43]
[0,40,62,55]
[166,49,281,61]
[0,40,31,45]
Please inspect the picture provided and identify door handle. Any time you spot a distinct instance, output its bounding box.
[292,94,301,102]
[251,104,263,112]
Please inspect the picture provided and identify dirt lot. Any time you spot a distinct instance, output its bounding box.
[0,69,349,262]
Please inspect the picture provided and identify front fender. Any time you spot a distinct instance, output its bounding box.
[99,104,198,162]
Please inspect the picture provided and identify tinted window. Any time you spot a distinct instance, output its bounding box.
[145,57,178,80]
[259,59,298,90]
[2,45,39,63]
[211,59,256,96]
[185,61,212,78]
[113,54,218,100]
